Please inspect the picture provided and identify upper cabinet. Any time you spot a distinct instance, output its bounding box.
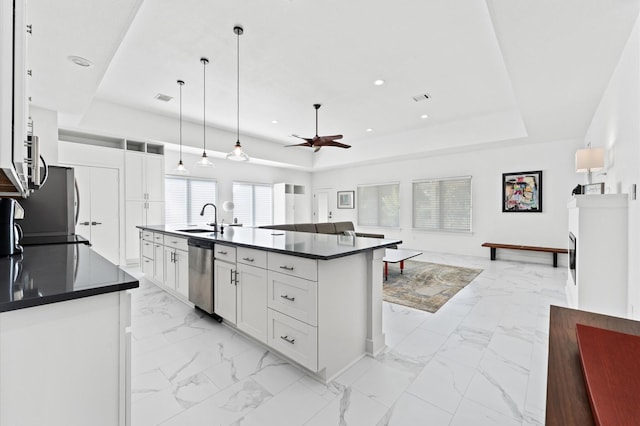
[125,151,164,202]
[273,183,310,224]
[0,0,29,196]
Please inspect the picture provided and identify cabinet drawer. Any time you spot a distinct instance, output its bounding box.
[267,252,317,281]
[152,232,164,245]
[164,236,188,251]
[141,230,154,242]
[141,240,154,259]
[237,247,267,269]
[141,257,154,275]
[214,244,236,263]
[267,271,317,326]
[268,309,318,371]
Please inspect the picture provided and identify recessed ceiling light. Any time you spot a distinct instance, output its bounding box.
[271,120,279,124]
[373,79,385,86]
[366,128,374,132]
[67,55,93,68]
[154,93,173,102]
[420,114,429,119]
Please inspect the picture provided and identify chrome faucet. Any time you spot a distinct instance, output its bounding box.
[200,203,218,231]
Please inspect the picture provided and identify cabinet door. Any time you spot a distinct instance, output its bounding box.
[174,249,189,299]
[153,243,164,283]
[125,201,144,262]
[125,153,144,200]
[145,201,164,227]
[237,263,267,343]
[164,247,176,290]
[214,260,236,324]
[145,155,164,201]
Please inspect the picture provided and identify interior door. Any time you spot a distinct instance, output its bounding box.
[72,165,120,265]
[314,190,330,223]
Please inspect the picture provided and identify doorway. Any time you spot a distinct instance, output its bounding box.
[313,189,331,223]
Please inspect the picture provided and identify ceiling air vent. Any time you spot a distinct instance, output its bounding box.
[154,93,173,102]
[412,93,431,102]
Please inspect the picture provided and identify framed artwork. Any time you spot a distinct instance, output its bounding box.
[337,190,355,209]
[502,170,542,212]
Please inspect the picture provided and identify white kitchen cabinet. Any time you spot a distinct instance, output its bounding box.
[237,260,268,343]
[125,200,165,263]
[163,236,189,299]
[0,291,132,426]
[153,240,164,283]
[214,259,236,324]
[273,183,310,224]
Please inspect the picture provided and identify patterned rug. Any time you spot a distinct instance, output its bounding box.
[383,260,482,313]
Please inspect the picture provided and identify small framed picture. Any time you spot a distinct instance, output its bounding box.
[502,170,543,212]
[337,190,355,209]
[583,182,605,195]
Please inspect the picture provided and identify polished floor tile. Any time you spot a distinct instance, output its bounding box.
[127,251,567,425]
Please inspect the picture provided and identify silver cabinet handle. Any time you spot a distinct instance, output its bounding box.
[91,221,102,225]
[279,265,294,271]
[218,250,228,255]
[144,243,150,246]
[242,257,254,262]
[280,335,295,344]
[280,294,295,302]
[79,221,90,226]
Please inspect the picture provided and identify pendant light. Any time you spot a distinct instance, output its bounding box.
[196,57,214,167]
[226,25,249,162]
[174,80,189,174]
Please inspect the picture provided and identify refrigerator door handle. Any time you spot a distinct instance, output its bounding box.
[74,178,80,225]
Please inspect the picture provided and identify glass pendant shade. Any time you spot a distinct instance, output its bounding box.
[174,79,189,174]
[196,57,214,168]
[226,141,249,161]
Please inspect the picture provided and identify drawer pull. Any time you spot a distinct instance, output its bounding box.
[279,265,294,271]
[280,294,295,302]
[218,250,228,255]
[242,257,254,262]
[144,243,150,246]
[280,335,295,344]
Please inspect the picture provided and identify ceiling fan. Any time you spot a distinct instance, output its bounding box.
[286,104,351,152]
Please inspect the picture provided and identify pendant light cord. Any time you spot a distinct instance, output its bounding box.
[236,28,240,143]
[202,59,207,152]
[179,81,183,160]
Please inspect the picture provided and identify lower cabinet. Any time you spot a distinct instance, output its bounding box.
[165,247,189,298]
[214,256,237,324]
[237,260,268,344]
[139,231,189,301]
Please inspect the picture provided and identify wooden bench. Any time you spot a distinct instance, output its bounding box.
[481,242,568,267]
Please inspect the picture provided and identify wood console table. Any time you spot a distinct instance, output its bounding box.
[546,305,640,425]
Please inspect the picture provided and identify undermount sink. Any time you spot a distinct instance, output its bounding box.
[176,228,215,233]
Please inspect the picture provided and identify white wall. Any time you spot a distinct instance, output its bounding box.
[312,138,583,264]
[585,16,640,319]
[164,149,312,225]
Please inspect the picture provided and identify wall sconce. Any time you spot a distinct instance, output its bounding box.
[576,147,604,184]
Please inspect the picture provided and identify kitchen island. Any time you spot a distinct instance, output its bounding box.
[0,243,138,426]
[138,224,402,382]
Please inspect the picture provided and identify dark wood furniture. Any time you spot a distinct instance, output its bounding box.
[481,242,568,267]
[546,305,640,425]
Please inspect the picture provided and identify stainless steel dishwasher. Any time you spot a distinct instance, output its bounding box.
[188,238,214,314]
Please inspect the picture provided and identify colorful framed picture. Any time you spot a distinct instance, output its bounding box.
[502,171,542,212]
[337,190,355,209]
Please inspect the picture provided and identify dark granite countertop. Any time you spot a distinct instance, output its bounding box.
[0,244,139,313]
[138,224,402,260]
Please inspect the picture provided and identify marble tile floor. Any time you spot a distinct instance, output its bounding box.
[126,252,568,426]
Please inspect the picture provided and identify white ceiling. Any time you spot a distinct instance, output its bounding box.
[27,0,640,168]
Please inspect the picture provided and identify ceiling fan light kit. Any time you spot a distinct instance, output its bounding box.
[286,103,351,152]
[226,25,249,162]
[196,57,214,168]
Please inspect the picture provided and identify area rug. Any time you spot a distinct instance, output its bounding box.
[383,261,482,313]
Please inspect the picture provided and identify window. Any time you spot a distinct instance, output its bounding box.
[357,183,400,227]
[232,182,273,227]
[412,176,472,232]
[165,177,217,224]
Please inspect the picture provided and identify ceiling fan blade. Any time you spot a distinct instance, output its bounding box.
[314,135,343,144]
[324,141,351,149]
[290,134,313,142]
[285,142,313,148]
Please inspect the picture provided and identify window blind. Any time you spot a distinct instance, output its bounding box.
[232,182,273,227]
[412,176,471,232]
[165,177,217,224]
[357,183,400,227]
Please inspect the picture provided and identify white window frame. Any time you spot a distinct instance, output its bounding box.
[165,176,217,225]
[357,182,400,228]
[412,175,472,233]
